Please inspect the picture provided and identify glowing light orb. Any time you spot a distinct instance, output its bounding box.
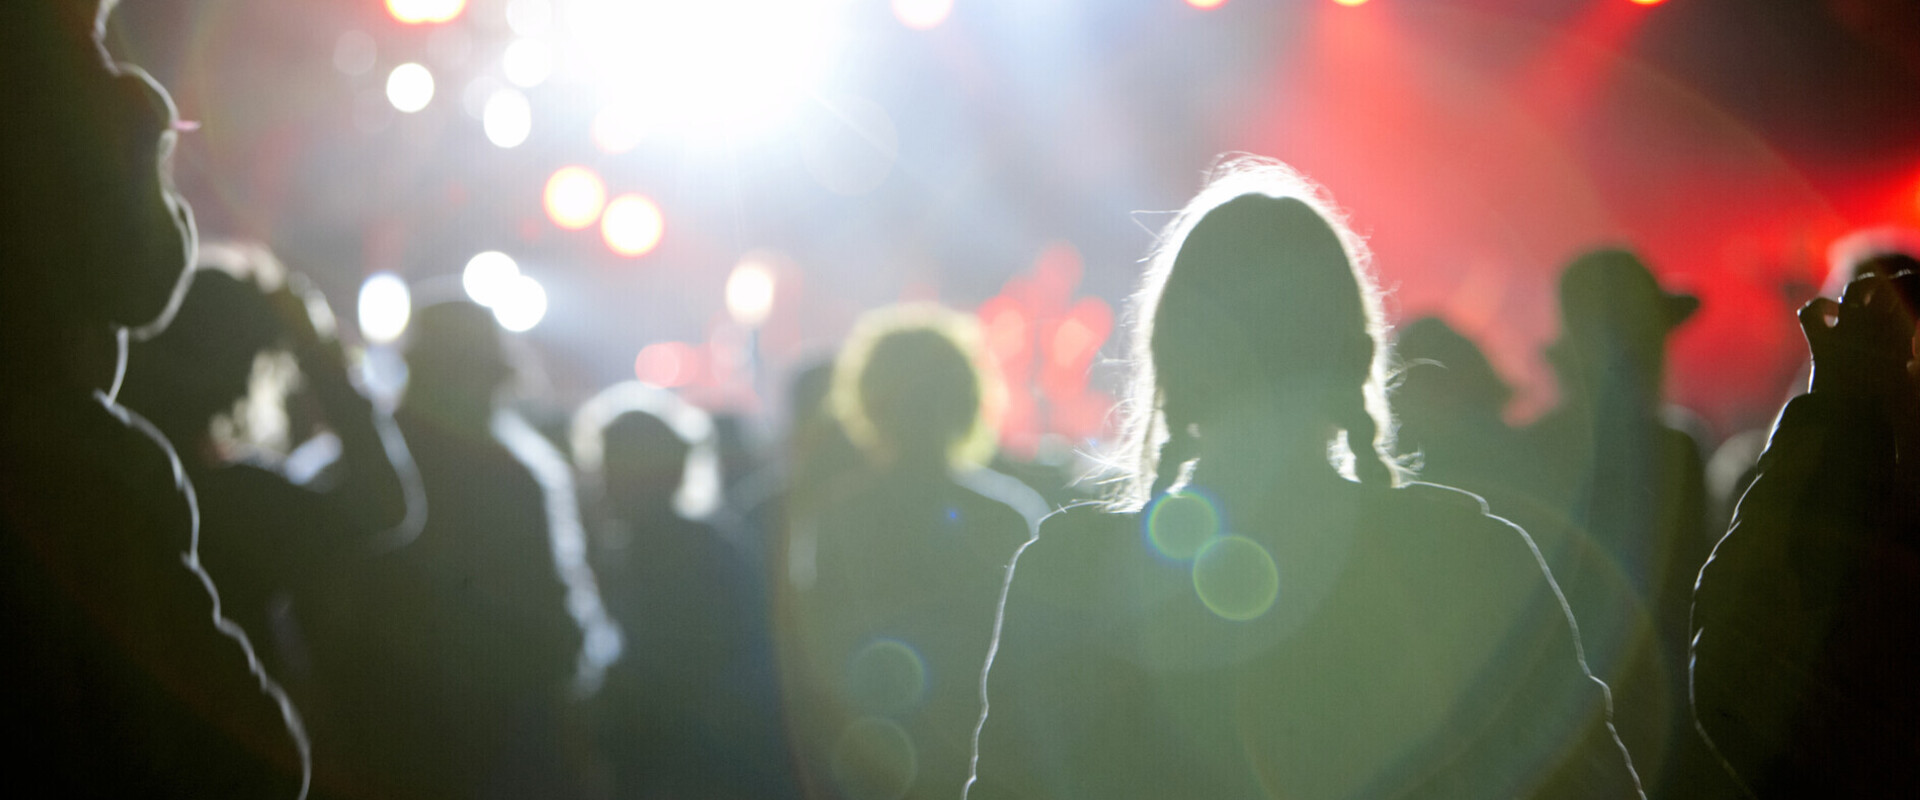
[891,0,952,29]
[726,258,778,326]
[1192,535,1280,621]
[1146,491,1220,561]
[385,63,436,113]
[482,88,532,148]
[387,0,466,25]
[567,0,849,137]
[502,38,553,88]
[1332,0,1368,6]
[543,166,607,230]
[492,273,548,332]
[1629,0,1666,5]
[845,639,926,716]
[831,717,917,800]
[601,194,664,257]
[462,251,520,307]
[357,273,412,344]
[1186,0,1229,9]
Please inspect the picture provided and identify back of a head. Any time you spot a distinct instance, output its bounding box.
[403,300,511,401]
[0,1,196,341]
[1552,248,1696,389]
[602,411,693,510]
[1393,316,1512,420]
[120,269,283,436]
[1113,156,1395,506]
[832,304,996,469]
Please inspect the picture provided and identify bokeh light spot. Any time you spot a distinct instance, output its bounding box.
[492,273,548,332]
[505,0,553,37]
[482,88,532,148]
[385,63,436,113]
[1146,491,1220,560]
[1186,0,1229,9]
[357,273,412,344]
[543,166,607,230]
[1332,0,1368,7]
[726,257,778,326]
[845,639,927,717]
[831,717,917,800]
[502,38,553,88]
[387,0,466,25]
[891,0,953,30]
[635,342,702,387]
[1629,0,1666,6]
[601,194,665,257]
[1192,535,1280,621]
[462,251,520,307]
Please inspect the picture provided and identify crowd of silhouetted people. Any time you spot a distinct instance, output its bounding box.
[6,4,1919,798]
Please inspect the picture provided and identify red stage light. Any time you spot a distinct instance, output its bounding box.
[1629,0,1666,6]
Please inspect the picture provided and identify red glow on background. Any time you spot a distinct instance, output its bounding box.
[635,342,705,388]
[1630,0,1667,6]
[544,167,607,231]
[385,0,465,25]
[977,241,1117,454]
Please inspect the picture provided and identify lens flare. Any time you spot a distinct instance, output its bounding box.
[386,63,436,113]
[601,194,664,257]
[831,717,917,800]
[1146,491,1221,560]
[543,166,607,230]
[357,273,412,344]
[1192,535,1281,622]
[846,639,927,717]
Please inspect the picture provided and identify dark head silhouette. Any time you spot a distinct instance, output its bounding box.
[120,269,284,445]
[832,304,998,470]
[1394,316,1512,422]
[402,300,513,432]
[1114,156,1397,504]
[571,380,721,524]
[1549,248,1697,406]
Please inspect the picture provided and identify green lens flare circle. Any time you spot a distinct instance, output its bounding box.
[1147,490,1220,560]
[1191,535,1280,621]
[831,717,918,800]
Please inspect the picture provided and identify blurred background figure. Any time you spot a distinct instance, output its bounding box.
[0,3,307,794]
[784,304,1040,800]
[1520,249,1719,797]
[330,299,615,799]
[975,159,1637,799]
[1392,316,1526,492]
[1693,270,1920,797]
[117,243,422,679]
[572,382,795,799]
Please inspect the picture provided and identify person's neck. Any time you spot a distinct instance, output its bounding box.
[1183,407,1350,505]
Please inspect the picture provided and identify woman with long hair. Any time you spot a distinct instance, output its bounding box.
[969,157,1640,799]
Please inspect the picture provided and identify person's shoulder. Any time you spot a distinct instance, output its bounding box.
[1376,481,1552,574]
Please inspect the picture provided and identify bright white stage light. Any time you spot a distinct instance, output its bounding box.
[493,274,549,332]
[483,88,533,147]
[386,63,436,113]
[726,257,777,327]
[358,273,413,344]
[463,251,521,307]
[601,194,665,257]
[566,0,850,138]
[892,0,952,30]
[503,38,553,88]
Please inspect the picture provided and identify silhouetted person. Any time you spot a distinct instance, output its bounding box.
[1393,316,1528,491]
[785,305,1037,800]
[0,4,307,795]
[973,158,1640,799]
[334,300,607,798]
[1692,271,1920,797]
[1522,249,1716,796]
[573,383,796,800]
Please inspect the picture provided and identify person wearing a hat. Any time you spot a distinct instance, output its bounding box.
[1692,269,1920,797]
[1521,249,1721,798]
